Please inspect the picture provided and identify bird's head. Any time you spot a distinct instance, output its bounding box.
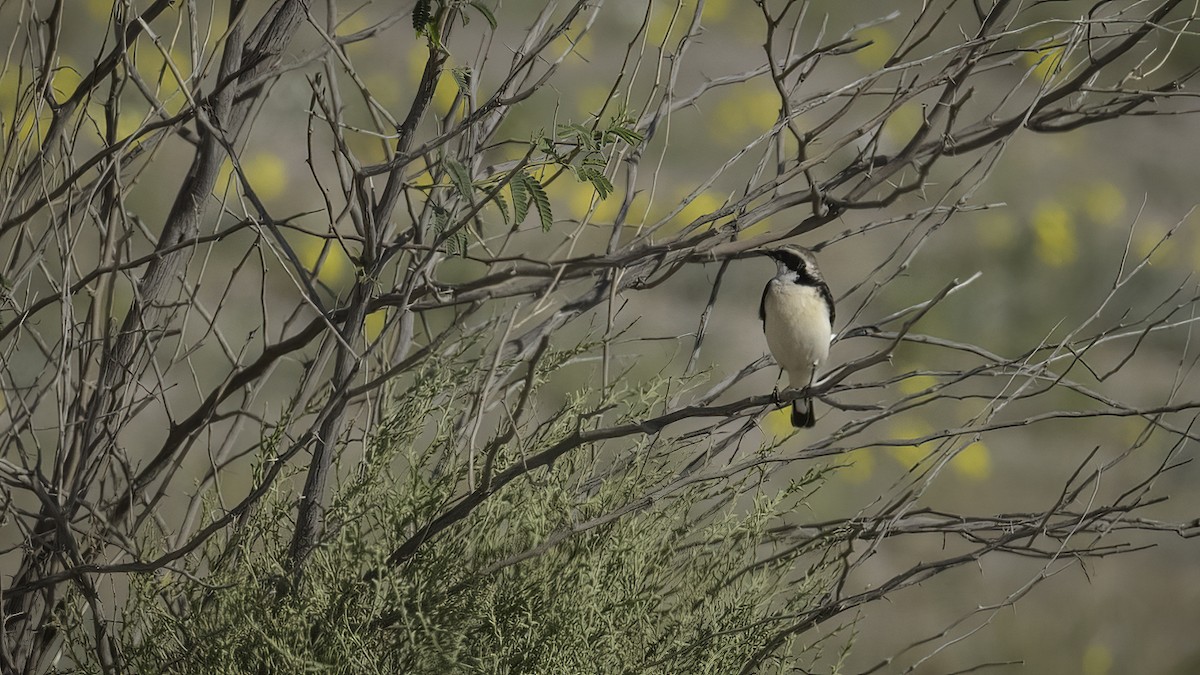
[763,245,822,280]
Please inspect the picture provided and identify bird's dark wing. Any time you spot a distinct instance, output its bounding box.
[759,282,769,326]
[818,281,835,327]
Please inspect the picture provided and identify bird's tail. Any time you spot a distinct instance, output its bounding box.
[791,397,816,428]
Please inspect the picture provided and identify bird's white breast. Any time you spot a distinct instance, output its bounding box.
[763,280,832,388]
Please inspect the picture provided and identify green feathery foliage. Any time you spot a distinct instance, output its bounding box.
[101,351,847,674]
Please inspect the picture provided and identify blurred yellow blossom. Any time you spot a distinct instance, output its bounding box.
[1132,221,1175,265]
[406,43,430,83]
[1082,642,1113,675]
[217,153,289,201]
[106,277,133,319]
[854,26,896,70]
[646,0,732,41]
[1026,43,1066,81]
[763,407,794,440]
[432,70,463,117]
[131,44,190,114]
[364,310,387,343]
[11,111,52,147]
[702,0,730,23]
[246,153,289,200]
[551,29,593,60]
[81,107,149,149]
[114,110,147,145]
[1193,227,1200,270]
[647,4,685,49]
[345,130,391,164]
[404,46,464,116]
[336,11,373,58]
[1,66,55,147]
[712,83,780,137]
[897,373,937,397]
[295,234,351,284]
[85,0,112,20]
[1081,181,1126,226]
[666,190,725,233]
[549,179,607,222]
[837,448,876,483]
[0,66,24,107]
[49,57,83,101]
[950,441,991,480]
[1032,200,1076,267]
[741,216,773,237]
[585,191,647,226]
[575,84,613,117]
[888,418,934,469]
[882,102,923,145]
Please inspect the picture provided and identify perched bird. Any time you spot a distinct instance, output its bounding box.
[759,245,834,428]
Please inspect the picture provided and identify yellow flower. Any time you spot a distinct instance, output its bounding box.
[1,66,58,147]
[404,45,465,117]
[130,43,191,114]
[647,4,684,49]
[887,418,934,469]
[336,11,373,58]
[1082,642,1113,675]
[1192,227,1200,270]
[245,153,289,200]
[216,161,235,193]
[574,84,613,117]
[711,82,779,137]
[645,0,732,43]
[666,190,725,233]
[0,66,25,108]
[890,444,928,470]
[702,0,730,23]
[882,102,923,145]
[741,216,772,237]
[763,407,794,439]
[432,70,462,117]
[1032,200,1076,267]
[364,310,387,343]
[854,26,896,70]
[1132,221,1175,265]
[837,448,875,483]
[217,153,289,201]
[11,111,52,146]
[345,129,391,164]
[897,373,937,397]
[49,57,83,101]
[82,108,149,149]
[406,43,430,83]
[546,179,598,222]
[551,29,593,60]
[1082,182,1126,226]
[1026,44,1066,81]
[294,234,351,285]
[950,441,991,480]
[85,0,112,20]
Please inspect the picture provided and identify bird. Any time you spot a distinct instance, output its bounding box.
[759,245,834,428]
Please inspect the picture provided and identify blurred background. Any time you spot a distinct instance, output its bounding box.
[3,0,1199,672]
